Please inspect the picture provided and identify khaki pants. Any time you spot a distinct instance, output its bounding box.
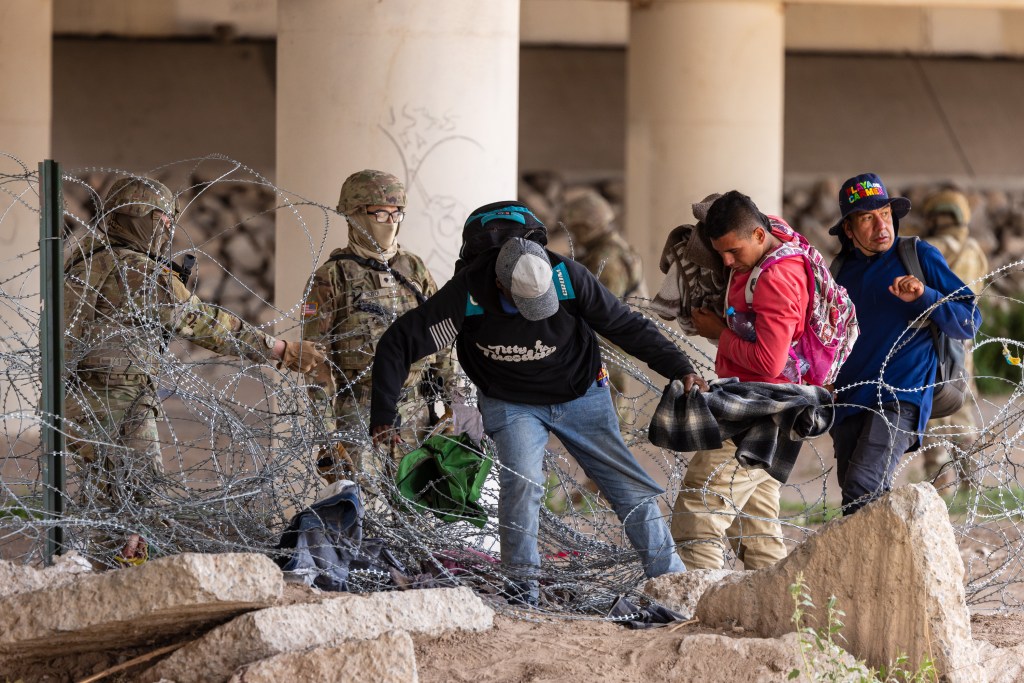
[671,441,786,570]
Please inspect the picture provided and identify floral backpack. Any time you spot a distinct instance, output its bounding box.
[740,216,859,386]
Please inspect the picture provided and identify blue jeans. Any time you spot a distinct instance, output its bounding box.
[831,401,920,515]
[477,382,685,587]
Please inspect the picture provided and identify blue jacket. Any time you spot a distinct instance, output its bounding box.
[833,238,981,436]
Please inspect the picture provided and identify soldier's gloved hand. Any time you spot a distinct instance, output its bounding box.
[277,340,326,373]
[316,442,357,482]
[438,406,455,435]
[310,358,335,388]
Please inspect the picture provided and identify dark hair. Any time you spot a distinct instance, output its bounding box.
[703,190,769,240]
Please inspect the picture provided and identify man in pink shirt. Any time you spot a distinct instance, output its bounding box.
[671,190,811,569]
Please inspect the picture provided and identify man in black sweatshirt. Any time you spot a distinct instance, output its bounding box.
[371,201,706,604]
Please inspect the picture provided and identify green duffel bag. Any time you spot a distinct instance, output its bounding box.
[395,434,493,528]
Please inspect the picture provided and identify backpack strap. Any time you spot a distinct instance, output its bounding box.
[896,236,924,280]
[828,252,846,280]
[896,236,930,330]
[328,252,428,305]
[64,244,111,274]
[741,242,804,306]
[895,236,954,379]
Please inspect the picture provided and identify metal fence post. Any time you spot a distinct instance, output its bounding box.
[39,159,65,563]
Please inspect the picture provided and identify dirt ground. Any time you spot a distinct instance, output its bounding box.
[412,610,1024,683]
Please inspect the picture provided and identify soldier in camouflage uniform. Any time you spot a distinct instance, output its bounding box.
[919,189,989,489]
[64,176,325,565]
[562,189,647,423]
[303,170,454,483]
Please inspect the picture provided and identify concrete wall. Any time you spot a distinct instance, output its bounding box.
[51,39,1024,188]
[52,0,1024,58]
[519,47,625,176]
[52,39,275,179]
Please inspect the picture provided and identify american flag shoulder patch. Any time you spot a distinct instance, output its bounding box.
[429,318,458,350]
[302,302,318,317]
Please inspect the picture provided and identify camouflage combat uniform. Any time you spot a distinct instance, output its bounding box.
[563,190,646,424]
[64,178,323,565]
[919,190,989,484]
[65,179,282,513]
[303,170,454,482]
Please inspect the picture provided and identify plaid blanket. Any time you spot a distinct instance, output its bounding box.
[648,378,834,483]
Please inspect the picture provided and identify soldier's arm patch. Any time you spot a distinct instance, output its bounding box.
[302,301,318,317]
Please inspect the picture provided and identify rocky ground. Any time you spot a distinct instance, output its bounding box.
[414,611,1024,683]
[6,485,1024,683]
[24,589,1024,683]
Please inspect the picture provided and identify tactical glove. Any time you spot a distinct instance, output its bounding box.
[278,340,326,373]
[316,442,358,483]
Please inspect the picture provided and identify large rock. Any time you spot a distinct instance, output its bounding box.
[143,586,494,683]
[0,551,93,599]
[643,568,734,616]
[227,631,418,683]
[0,552,282,662]
[974,640,1024,683]
[675,631,866,682]
[696,484,984,682]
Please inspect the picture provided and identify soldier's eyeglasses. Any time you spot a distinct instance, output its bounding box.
[366,209,405,223]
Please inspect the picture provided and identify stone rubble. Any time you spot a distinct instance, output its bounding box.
[226,630,418,683]
[695,483,986,683]
[643,567,734,616]
[0,552,282,663]
[141,585,494,683]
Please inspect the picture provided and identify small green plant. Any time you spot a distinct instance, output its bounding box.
[787,573,938,683]
[779,500,841,526]
[974,296,1024,396]
[0,505,41,521]
[946,483,1024,521]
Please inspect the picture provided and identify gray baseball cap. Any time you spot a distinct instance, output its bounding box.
[495,237,559,321]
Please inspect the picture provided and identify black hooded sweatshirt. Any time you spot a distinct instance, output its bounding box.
[369,248,695,428]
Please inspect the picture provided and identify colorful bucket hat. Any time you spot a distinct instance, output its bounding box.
[829,173,911,236]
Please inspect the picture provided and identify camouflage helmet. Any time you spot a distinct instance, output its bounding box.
[104,177,178,219]
[923,189,971,227]
[563,189,614,230]
[337,169,406,214]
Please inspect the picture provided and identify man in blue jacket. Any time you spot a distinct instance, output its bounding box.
[829,173,981,514]
[370,201,707,605]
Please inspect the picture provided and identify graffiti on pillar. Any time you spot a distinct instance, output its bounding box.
[379,104,484,273]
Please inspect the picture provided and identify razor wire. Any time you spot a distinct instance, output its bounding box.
[0,154,1023,619]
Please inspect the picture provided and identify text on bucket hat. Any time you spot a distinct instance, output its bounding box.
[495,237,559,321]
[829,172,911,236]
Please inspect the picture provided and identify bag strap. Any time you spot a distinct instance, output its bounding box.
[895,236,952,368]
[740,242,802,307]
[896,236,932,331]
[897,236,925,281]
[828,252,846,280]
[64,244,111,274]
[328,252,428,305]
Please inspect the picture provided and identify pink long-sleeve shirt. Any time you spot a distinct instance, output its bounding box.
[716,244,811,384]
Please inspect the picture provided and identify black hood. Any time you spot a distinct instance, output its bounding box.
[455,200,547,273]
